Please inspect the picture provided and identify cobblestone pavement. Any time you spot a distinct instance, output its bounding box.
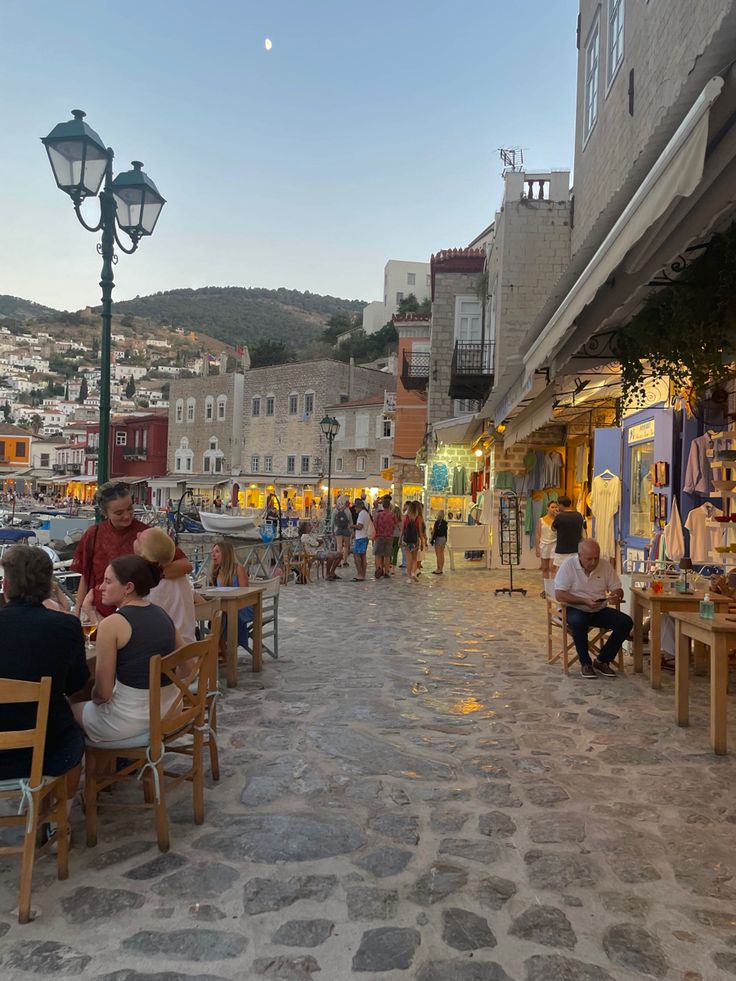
[3,565,736,980]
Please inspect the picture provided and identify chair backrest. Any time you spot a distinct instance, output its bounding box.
[194,598,221,622]
[255,578,280,600]
[0,677,52,787]
[147,613,220,753]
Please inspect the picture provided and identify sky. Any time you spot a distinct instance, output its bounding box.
[0,0,579,311]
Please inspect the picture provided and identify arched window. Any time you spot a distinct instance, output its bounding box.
[175,437,193,473]
[175,398,184,423]
[205,395,214,421]
[288,391,299,416]
[186,397,196,423]
[217,395,227,420]
[203,435,225,474]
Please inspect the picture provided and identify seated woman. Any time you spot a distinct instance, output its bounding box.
[0,545,88,800]
[299,520,342,580]
[210,541,252,651]
[73,556,183,743]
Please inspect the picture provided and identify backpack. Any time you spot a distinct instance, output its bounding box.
[403,517,418,545]
[334,508,350,534]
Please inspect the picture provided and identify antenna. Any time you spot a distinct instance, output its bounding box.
[499,147,524,173]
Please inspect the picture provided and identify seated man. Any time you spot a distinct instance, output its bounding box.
[554,540,632,679]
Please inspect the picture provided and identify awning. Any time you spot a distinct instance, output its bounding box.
[432,412,482,446]
[50,475,96,485]
[329,477,394,490]
[494,75,724,419]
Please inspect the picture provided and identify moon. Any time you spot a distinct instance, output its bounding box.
[264,38,272,51]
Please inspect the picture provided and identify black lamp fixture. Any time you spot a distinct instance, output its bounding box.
[319,415,341,529]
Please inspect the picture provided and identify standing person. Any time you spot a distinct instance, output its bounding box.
[73,556,183,741]
[373,496,397,579]
[415,501,429,575]
[552,495,586,570]
[352,499,371,581]
[430,511,448,575]
[402,501,422,582]
[72,481,192,620]
[536,500,560,597]
[212,495,223,513]
[332,494,353,568]
[390,505,402,572]
[135,527,197,645]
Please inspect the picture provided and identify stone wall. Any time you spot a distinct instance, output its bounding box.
[167,373,244,476]
[428,270,483,425]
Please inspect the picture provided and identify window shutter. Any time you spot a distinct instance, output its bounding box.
[375,414,382,439]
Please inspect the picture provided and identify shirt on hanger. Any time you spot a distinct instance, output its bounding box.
[684,502,722,563]
[589,474,621,561]
[542,451,563,489]
[683,435,713,496]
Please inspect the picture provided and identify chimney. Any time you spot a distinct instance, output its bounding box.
[349,356,355,399]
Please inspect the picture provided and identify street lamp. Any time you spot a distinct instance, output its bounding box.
[41,110,165,487]
[320,414,340,531]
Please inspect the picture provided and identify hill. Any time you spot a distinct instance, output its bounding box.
[0,295,62,321]
[108,286,366,350]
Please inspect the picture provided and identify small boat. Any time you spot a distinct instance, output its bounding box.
[198,511,259,535]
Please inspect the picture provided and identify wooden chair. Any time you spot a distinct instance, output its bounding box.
[84,629,216,851]
[244,579,280,661]
[288,547,313,584]
[194,597,221,640]
[191,610,222,781]
[0,677,70,923]
[547,600,625,674]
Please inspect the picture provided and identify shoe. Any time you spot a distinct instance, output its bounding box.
[580,664,598,679]
[375,569,383,579]
[593,659,617,678]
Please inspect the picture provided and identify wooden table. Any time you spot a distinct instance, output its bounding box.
[203,584,267,686]
[671,611,736,755]
[630,586,731,689]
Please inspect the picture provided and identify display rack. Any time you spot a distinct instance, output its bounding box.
[708,432,736,566]
[495,492,526,596]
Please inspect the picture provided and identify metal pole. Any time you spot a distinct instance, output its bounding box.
[97,150,116,488]
[325,434,334,532]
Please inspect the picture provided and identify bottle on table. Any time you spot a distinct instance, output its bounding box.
[699,593,715,620]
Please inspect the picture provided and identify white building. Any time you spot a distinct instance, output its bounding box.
[362,259,432,335]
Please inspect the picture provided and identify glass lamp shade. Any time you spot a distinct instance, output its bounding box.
[111,161,165,240]
[320,415,340,439]
[41,110,109,200]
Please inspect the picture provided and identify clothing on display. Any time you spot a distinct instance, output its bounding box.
[495,470,515,491]
[682,434,731,495]
[452,466,468,495]
[684,502,722,563]
[589,472,621,561]
[532,451,546,491]
[574,444,589,485]
[542,490,559,510]
[522,449,537,473]
[470,471,484,501]
[663,498,685,562]
[429,463,449,492]
[542,451,563,490]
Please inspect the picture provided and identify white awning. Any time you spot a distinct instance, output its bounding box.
[516,75,724,395]
[432,413,481,446]
[329,477,393,490]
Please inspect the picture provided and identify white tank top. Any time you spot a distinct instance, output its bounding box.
[539,515,557,546]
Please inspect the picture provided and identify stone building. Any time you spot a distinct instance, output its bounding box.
[240,359,390,510]
[323,393,395,501]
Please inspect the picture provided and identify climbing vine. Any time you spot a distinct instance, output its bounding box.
[616,222,736,404]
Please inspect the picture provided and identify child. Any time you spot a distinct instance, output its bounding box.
[134,527,197,644]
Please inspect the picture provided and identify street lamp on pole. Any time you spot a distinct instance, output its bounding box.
[320,415,340,532]
[41,110,165,489]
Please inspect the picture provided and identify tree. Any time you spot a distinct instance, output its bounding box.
[29,414,42,434]
[160,382,170,401]
[2,401,11,423]
[398,293,420,314]
[250,340,295,368]
[45,377,55,395]
[92,336,99,358]
[64,381,69,400]
[77,376,89,403]
[125,375,136,399]
[321,313,353,345]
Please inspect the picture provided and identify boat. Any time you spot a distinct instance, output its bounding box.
[198,511,259,535]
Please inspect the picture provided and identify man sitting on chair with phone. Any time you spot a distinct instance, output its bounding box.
[554,540,632,680]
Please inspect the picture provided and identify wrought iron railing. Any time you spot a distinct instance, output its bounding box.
[401,351,430,390]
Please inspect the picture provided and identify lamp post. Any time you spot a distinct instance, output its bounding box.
[320,415,340,531]
[41,110,165,488]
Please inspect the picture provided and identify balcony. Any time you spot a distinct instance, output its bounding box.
[68,464,81,476]
[84,446,98,456]
[123,447,147,461]
[401,351,430,391]
[52,464,65,473]
[448,340,495,402]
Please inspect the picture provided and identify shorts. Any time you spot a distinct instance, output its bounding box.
[539,542,556,560]
[353,538,369,556]
[373,538,392,557]
[553,552,575,567]
[433,536,447,547]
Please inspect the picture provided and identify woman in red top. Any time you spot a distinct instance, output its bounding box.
[71,481,192,618]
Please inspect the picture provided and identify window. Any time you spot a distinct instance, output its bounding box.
[301,455,310,474]
[584,15,600,142]
[304,392,314,416]
[203,436,224,475]
[203,456,210,472]
[266,396,275,416]
[252,396,261,417]
[286,455,295,474]
[175,437,193,474]
[175,398,184,423]
[395,291,404,305]
[205,396,214,421]
[115,431,127,446]
[40,453,50,467]
[335,456,343,472]
[382,416,393,438]
[289,393,298,415]
[217,395,227,420]
[209,437,217,451]
[381,455,390,470]
[356,456,366,473]
[15,441,25,457]
[186,397,196,422]
[407,272,416,286]
[264,455,273,473]
[251,455,260,472]
[607,0,624,87]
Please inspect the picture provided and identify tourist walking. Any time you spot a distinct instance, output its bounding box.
[332,494,353,567]
[352,499,372,581]
[536,500,560,597]
[402,501,422,582]
[373,496,397,579]
[391,505,402,571]
[430,511,448,575]
[552,495,586,569]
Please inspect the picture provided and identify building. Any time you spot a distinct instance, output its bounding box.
[323,393,395,502]
[0,423,32,497]
[240,359,390,511]
[361,259,432,336]
[164,373,245,507]
[393,314,432,506]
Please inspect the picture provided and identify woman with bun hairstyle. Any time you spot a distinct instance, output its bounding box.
[73,555,183,743]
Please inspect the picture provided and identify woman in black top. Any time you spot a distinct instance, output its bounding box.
[430,511,449,575]
[0,546,88,794]
[73,556,182,743]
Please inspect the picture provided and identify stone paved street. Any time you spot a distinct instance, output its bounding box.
[3,566,736,980]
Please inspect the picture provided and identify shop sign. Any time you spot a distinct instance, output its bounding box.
[383,391,396,414]
[627,419,655,444]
